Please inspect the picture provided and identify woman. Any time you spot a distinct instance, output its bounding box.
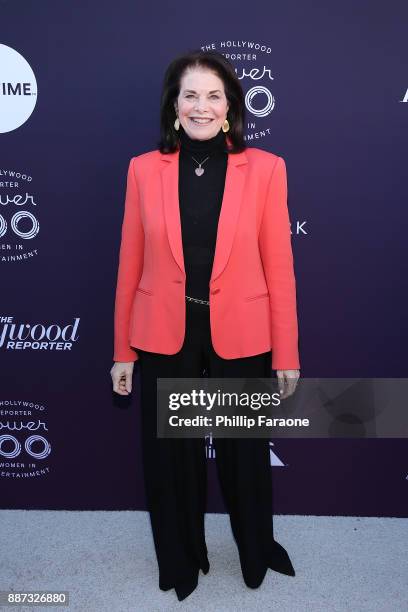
[111,49,300,601]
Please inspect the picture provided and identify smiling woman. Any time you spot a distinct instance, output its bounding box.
[111,48,300,602]
[174,69,230,139]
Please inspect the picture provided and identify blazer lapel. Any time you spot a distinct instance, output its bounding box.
[160,142,248,284]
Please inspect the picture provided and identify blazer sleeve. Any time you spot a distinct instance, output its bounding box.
[258,156,300,370]
[113,157,145,362]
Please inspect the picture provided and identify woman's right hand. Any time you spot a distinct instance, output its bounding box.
[111,361,135,395]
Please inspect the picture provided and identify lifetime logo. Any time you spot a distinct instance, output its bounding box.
[0,82,33,96]
[0,44,38,134]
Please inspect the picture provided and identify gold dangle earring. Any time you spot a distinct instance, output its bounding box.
[222,118,230,133]
[174,116,180,131]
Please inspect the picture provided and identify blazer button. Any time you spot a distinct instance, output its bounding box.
[210,288,220,294]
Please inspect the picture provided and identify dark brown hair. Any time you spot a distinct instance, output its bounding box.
[157,49,246,154]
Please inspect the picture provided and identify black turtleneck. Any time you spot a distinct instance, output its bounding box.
[178,125,228,301]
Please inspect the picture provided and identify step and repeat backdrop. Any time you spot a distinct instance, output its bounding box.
[1,1,407,516]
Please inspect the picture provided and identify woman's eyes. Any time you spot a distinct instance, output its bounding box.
[185,94,220,99]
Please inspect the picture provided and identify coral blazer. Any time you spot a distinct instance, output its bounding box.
[113,141,300,370]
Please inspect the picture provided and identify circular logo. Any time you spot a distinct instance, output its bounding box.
[0,44,38,133]
[245,85,275,118]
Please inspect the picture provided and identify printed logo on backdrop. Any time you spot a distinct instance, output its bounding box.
[0,316,80,355]
[0,169,40,262]
[400,87,408,102]
[200,39,275,143]
[0,44,38,134]
[201,39,307,237]
[205,432,286,466]
[0,45,39,261]
[0,400,51,479]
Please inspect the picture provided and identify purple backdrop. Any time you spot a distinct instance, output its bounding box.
[1,0,407,517]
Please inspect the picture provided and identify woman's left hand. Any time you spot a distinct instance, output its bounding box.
[276,369,300,399]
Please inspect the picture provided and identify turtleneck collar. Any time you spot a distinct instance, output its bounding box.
[178,125,228,154]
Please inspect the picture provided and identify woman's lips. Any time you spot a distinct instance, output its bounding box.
[189,117,214,125]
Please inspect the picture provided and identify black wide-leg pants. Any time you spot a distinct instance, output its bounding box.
[137,298,294,592]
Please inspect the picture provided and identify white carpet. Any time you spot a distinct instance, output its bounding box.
[1,511,406,612]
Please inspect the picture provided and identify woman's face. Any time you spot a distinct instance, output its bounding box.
[174,67,229,140]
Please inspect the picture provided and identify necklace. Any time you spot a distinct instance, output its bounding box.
[191,155,210,176]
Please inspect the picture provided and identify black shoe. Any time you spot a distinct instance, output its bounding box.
[243,565,268,589]
[175,573,199,601]
[268,540,296,576]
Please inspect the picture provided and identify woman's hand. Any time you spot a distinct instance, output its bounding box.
[111,361,135,395]
[276,369,300,399]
